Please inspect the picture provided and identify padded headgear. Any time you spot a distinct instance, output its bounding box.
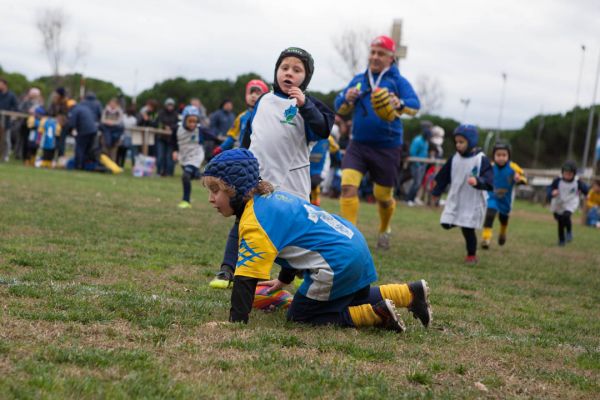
[562,160,577,174]
[453,124,479,150]
[273,47,314,92]
[492,141,511,158]
[203,149,261,211]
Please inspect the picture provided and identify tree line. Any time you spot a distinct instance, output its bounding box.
[2,64,597,169]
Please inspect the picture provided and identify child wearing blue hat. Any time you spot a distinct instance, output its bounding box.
[202,148,432,332]
[431,124,494,265]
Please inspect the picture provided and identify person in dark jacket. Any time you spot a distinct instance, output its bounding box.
[0,78,19,161]
[66,99,99,169]
[157,98,179,176]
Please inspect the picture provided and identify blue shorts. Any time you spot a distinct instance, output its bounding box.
[182,164,201,179]
[342,141,402,187]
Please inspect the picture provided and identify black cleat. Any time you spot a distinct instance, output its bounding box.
[498,233,506,246]
[372,299,405,332]
[408,280,432,327]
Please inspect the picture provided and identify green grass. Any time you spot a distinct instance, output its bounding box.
[1,162,599,399]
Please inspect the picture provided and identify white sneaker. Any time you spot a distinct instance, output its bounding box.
[407,200,415,207]
[414,198,424,206]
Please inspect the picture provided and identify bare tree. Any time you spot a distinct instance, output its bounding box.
[36,7,68,80]
[331,27,375,80]
[415,75,445,116]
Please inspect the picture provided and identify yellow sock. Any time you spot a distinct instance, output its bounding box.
[310,186,321,205]
[482,227,492,242]
[377,200,396,233]
[340,196,359,225]
[379,284,413,308]
[348,304,382,327]
[500,224,508,236]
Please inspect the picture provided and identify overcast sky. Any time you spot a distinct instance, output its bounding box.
[1,0,599,129]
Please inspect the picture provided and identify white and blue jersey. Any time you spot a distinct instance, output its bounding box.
[235,191,378,301]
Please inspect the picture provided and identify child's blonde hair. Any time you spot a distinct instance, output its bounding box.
[202,176,274,202]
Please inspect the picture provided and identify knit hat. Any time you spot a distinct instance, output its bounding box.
[273,47,314,92]
[203,149,261,210]
[371,35,396,53]
[453,124,479,150]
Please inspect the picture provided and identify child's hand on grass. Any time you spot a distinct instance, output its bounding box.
[258,279,286,293]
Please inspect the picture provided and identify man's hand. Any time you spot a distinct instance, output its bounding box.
[172,151,178,162]
[288,87,305,107]
[345,87,360,104]
[552,189,559,197]
[467,177,477,186]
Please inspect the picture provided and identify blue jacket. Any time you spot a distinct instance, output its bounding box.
[409,134,429,160]
[80,93,102,123]
[334,65,420,148]
[68,104,98,136]
[209,108,235,136]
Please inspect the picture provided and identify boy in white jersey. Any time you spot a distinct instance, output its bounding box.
[203,149,432,331]
[172,105,215,208]
[547,161,589,246]
[209,47,335,288]
[431,125,494,265]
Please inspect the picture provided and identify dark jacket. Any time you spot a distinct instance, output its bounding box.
[80,93,102,123]
[67,104,98,136]
[209,109,235,136]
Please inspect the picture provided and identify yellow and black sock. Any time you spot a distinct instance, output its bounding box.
[379,284,413,308]
[377,200,396,233]
[340,196,359,226]
[482,227,493,242]
[348,304,382,327]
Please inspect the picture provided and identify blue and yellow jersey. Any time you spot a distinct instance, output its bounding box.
[235,191,378,301]
[487,161,527,214]
[39,117,61,151]
[220,109,252,151]
[309,136,340,177]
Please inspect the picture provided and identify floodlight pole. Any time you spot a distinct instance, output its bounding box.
[496,73,507,140]
[567,44,586,160]
[460,98,471,122]
[582,49,600,173]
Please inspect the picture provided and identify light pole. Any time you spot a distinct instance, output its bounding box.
[496,72,507,140]
[460,98,471,122]
[582,48,600,174]
[567,44,586,160]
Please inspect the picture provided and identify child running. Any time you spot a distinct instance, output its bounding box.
[171,105,215,209]
[586,179,600,228]
[212,79,269,156]
[209,47,334,288]
[481,142,527,249]
[547,161,589,246]
[431,124,493,265]
[203,148,432,332]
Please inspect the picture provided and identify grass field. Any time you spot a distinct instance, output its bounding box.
[1,163,599,399]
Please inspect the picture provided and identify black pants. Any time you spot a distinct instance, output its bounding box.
[484,208,509,228]
[442,223,477,256]
[553,211,572,242]
[287,286,383,327]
